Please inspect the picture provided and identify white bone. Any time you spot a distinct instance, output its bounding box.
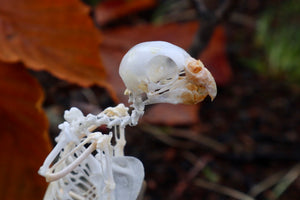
[112,157,145,200]
[119,41,217,107]
[39,105,142,200]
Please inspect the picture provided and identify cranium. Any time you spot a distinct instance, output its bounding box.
[119,41,217,107]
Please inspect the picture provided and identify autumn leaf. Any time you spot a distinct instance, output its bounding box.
[0,62,51,199]
[143,104,200,125]
[95,0,156,26]
[200,26,232,86]
[0,0,110,89]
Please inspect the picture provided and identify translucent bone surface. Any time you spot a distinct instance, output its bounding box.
[119,41,217,106]
[39,104,144,200]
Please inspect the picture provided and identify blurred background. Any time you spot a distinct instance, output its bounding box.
[0,0,299,199]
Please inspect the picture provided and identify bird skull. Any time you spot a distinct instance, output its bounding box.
[119,41,217,107]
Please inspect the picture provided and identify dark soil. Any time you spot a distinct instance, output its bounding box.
[125,64,300,200]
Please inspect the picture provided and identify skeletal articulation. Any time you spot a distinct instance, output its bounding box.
[39,41,217,200]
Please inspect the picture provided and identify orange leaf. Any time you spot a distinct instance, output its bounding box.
[143,104,200,125]
[0,62,51,199]
[95,0,156,26]
[0,0,109,89]
[200,26,232,86]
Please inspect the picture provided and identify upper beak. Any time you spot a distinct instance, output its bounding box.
[185,58,217,102]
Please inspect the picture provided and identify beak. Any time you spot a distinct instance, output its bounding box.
[185,59,217,102]
[204,67,217,101]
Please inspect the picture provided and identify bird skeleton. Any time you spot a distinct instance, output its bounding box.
[39,41,217,200]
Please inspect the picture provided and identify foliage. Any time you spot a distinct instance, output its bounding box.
[0,0,107,87]
[255,0,300,83]
[0,62,50,199]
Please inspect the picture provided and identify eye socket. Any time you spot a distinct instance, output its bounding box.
[146,55,179,85]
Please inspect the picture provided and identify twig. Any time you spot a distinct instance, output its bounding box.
[229,12,256,28]
[269,163,300,200]
[189,0,238,57]
[248,170,286,197]
[215,0,236,21]
[170,128,227,153]
[140,124,196,149]
[194,179,255,200]
[141,124,227,152]
[137,181,147,200]
[170,152,212,199]
[81,88,98,105]
[190,0,213,20]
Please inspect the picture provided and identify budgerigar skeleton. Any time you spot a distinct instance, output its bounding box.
[39,41,217,200]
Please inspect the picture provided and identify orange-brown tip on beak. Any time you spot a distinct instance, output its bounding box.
[185,58,217,102]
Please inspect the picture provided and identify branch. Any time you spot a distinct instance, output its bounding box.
[190,0,213,21]
[195,179,255,200]
[189,0,238,57]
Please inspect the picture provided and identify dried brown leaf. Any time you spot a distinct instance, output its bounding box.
[200,26,232,86]
[0,62,51,199]
[95,0,156,26]
[0,0,109,88]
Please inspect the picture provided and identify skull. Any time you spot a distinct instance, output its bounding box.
[119,41,217,107]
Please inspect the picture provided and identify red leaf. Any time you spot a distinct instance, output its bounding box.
[0,62,51,199]
[95,0,156,26]
[0,0,109,88]
[143,104,200,125]
[200,26,232,86]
